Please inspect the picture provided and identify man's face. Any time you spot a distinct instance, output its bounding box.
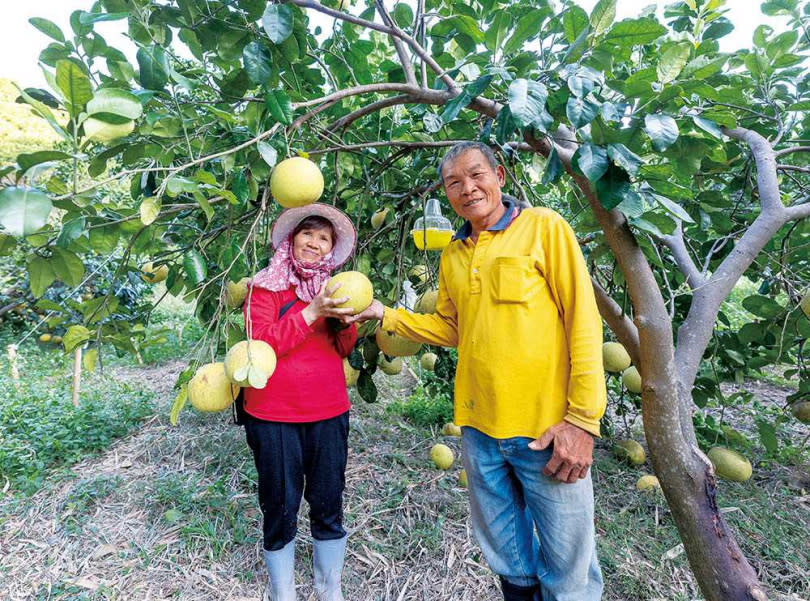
[441,150,506,224]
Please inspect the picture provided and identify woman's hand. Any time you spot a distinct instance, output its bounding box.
[300,282,354,326]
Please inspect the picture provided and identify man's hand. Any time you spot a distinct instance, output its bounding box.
[528,421,594,484]
[342,298,385,324]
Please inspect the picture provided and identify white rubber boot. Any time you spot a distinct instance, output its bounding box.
[263,540,297,601]
[312,536,347,601]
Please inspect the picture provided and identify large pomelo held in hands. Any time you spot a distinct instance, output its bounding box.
[603,342,631,373]
[327,271,373,314]
[270,156,324,207]
[224,340,277,389]
[189,362,240,412]
[376,327,421,357]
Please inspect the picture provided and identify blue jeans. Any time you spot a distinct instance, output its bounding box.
[461,427,603,601]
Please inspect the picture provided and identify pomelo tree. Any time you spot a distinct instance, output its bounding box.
[1,0,809,598]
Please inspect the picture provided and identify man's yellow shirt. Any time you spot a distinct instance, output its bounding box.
[382,206,606,439]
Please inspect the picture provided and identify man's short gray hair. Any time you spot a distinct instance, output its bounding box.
[437,141,499,181]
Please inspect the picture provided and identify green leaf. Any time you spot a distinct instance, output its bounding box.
[140,196,161,225]
[83,348,99,372]
[243,41,273,84]
[607,144,643,175]
[651,193,694,223]
[137,45,169,90]
[657,43,691,84]
[63,325,92,352]
[262,4,294,44]
[595,164,632,210]
[566,95,600,129]
[485,12,512,52]
[78,11,128,24]
[56,216,86,248]
[257,141,278,167]
[542,147,563,185]
[0,234,16,256]
[232,171,249,204]
[392,3,414,28]
[12,83,68,139]
[27,256,56,297]
[503,9,545,54]
[692,116,723,139]
[184,250,208,285]
[507,79,548,129]
[432,16,485,42]
[55,60,93,115]
[170,385,188,426]
[573,144,609,182]
[590,0,617,36]
[742,295,783,318]
[49,248,85,287]
[605,18,666,46]
[568,76,595,98]
[357,369,378,403]
[441,76,492,123]
[755,419,779,454]
[761,0,798,16]
[644,114,679,151]
[17,151,73,172]
[29,17,65,43]
[0,187,53,237]
[86,88,143,119]
[265,90,293,124]
[562,6,590,44]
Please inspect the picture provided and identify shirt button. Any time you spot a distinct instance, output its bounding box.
[472,268,478,273]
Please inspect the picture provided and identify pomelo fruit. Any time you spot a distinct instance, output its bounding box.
[636,474,660,491]
[613,439,646,466]
[376,327,421,357]
[326,271,373,314]
[378,355,403,375]
[408,264,428,285]
[415,289,438,313]
[430,443,454,470]
[420,352,437,372]
[141,262,169,284]
[188,362,239,412]
[39,333,52,343]
[603,342,631,373]
[707,447,752,482]
[791,401,810,424]
[622,366,642,394]
[224,340,277,389]
[441,422,462,437]
[458,469,468,487]
[225,277,250,308]
[371,207,388,230]
[270,156,324,208]
[344,358,359,387]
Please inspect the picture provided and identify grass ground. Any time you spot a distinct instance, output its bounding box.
[0,298,808,600]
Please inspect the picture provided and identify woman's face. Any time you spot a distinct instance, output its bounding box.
[292,225,334,263]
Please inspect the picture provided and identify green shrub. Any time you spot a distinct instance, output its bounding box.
[387,385,453,427]
[0,353,154,494]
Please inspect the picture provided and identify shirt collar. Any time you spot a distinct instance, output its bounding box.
[453,197,519,242]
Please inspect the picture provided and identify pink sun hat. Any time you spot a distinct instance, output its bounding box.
[271,203,357,268]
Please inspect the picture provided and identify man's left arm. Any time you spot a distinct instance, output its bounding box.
[529,212,607,482]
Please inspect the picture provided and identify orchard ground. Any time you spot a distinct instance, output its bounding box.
[0,300,808,600]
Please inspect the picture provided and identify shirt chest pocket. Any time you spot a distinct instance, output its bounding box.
[491,255,540,303]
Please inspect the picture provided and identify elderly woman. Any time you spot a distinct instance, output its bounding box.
[242,203,358,601]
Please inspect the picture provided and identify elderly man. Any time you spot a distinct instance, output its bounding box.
[351,141,606,601]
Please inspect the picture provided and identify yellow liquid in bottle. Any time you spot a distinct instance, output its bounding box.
[412,228,453,250]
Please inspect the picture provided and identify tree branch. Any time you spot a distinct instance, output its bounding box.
[294,83,430,109]
[777,164,810,174]
[374,0,417,86]
[287,0,458,91]
[591,278,641,366]
[775,145,810,158]
[660,221,705,290]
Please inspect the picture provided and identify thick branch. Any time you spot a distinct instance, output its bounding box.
[724,127,783,213]
[374,0,417,86]
[660,222,705,289]
[591,279,641,366]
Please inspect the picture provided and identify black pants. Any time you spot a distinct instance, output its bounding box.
[244,411,349,551]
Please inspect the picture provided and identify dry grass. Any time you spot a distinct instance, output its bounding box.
[1,361,808,601]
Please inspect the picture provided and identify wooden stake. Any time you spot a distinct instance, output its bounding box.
[7,344,19,380]
[72,347,82,406]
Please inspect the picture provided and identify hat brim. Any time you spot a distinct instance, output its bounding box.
[271,203,357,268]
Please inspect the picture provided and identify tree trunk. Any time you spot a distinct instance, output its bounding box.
[642,386,769,601]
